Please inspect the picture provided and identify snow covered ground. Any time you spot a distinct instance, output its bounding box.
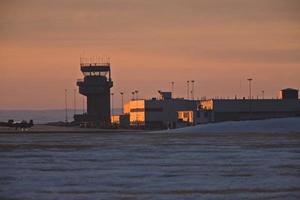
[1,131,300,199]
[165,117,300,133]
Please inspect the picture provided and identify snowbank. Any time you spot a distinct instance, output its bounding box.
[164,117,300,133]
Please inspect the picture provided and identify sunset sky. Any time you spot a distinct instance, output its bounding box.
[1,0,299,109]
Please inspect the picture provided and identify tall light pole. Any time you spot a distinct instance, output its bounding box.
[262,90,265,99]
[111,92,114,117]
[247,78,253,119]
[191,80,195,100]
[120,92,124,114]
[187,80,190,99]
[73,89,77,116]
[135,90,139,100]
[247,78,253,100]
[171,81,174,97]
[135,90,139,125]
[132,91,135,100]
[65,89,68,123]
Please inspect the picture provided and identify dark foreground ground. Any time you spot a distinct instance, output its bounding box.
[0,131,299,200]
[0,125,140,134]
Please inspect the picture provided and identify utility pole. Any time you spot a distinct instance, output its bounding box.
[239,79,242,99]
[65,89,68,123]
[247,78,253,119]
[111,92,114,117]
[262,90,265,99]
[135,90,139,126]
[171,81,174,97]
[73,89,76,116]
[187,80,190,99]
[191,80,195,100]
[247,78,253,100]
[120,92,124,114]
[135,90,139,100]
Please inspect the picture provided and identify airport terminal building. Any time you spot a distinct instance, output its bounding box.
[112,88,300,129]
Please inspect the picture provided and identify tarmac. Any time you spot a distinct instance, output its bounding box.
[0,125,142,134]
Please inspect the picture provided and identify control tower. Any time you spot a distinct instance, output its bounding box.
[76,59,113,127]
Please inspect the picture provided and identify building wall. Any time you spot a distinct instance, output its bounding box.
[200,99,300,112]
[178,111,194,123]
[124,98,199,128]
[128,100,145,125]
[124,102,130,114]
[111,115,120,124]
[213,111,300,122]
[278,89,299,99]
[200,99,214,110]
[200,99,300,123]
[217,99,300,112]
[144,100,177,128]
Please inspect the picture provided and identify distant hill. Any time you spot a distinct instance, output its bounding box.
[0,108,123,124]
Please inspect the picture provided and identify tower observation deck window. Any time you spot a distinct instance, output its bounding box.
[83,71,108,77]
